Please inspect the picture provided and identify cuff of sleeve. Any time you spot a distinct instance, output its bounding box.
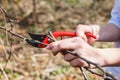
[108,17,120,29]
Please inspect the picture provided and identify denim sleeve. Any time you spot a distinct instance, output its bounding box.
[108,0,120,28]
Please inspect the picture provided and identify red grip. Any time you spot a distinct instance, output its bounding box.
[52,32,76,37]
[41,31,96,48]
[85,32,96,39]
[52,31,96,39]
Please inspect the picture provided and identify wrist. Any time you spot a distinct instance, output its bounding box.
[97,48,120,67]
[95,48,108,67]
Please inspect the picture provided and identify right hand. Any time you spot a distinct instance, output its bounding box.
[75,24,100,44]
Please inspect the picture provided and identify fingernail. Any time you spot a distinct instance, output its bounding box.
[46,45,50,49]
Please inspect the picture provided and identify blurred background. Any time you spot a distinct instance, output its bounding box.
[0,0,114,80]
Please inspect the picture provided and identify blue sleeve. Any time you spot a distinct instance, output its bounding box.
[108,18,120,28]
[108,0,120,28]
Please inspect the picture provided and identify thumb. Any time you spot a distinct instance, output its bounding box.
[76,31,88,42]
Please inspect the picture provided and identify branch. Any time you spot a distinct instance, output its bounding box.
[0,26,25,40]
[0,64,9,80]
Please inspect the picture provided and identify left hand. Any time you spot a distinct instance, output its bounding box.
[46,37,105,68]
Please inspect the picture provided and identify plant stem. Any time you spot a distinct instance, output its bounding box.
[0,26,25,40]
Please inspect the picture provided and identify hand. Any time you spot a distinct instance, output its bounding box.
[75,24,100,44]
[46,37,105,68]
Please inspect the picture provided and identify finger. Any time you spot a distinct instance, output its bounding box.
[50,38,83,55]
[76,25,88,42]
[51,42,79,55]
[87,37,96,44]
[77,31,88,42]
[70,58,88,67]
[64,53,77,61]
[46,37,74,50]
[70,58,84,67]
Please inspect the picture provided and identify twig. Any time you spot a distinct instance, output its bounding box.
[0,64,9,80]
[48,31,57,41]
[79,67,88,80]
[0,26,25,40]
[0,5,19,68]
[0,5,18,23]
[13,0,24,14]
[0,4,9,60]
[32,0,38,26]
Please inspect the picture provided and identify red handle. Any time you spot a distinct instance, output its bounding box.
[38,31,96,48]
[52,32,76,37]
[52,31,96,39]
[42,31,96,44]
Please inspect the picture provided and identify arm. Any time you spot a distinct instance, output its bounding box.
[98,48,120,67]
[97,23,120,42]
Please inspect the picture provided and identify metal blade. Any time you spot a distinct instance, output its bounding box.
[28,33,47,42]
[25,39,47,48]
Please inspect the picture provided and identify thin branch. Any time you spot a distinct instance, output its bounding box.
[0,39,8,60]
[0,5,11,63]
[0,26,25,40]
[0,5,19,68]
[0,64,9,80]
[0,5,18,23]
[13,0,24,14]
[32,0,38,26]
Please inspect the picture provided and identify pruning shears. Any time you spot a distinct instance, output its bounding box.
[26,31,96,48]
[0,26,96,48]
